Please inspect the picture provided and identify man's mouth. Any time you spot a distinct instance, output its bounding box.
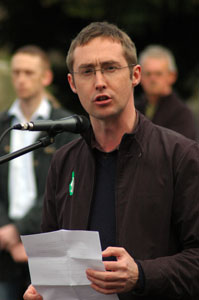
[95,95,110,101]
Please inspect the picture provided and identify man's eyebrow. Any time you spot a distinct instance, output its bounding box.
[78,60,120,69]
[101,60,120,65]
[78,63,94,69]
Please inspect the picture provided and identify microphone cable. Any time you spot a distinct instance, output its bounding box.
[0,126,13,145]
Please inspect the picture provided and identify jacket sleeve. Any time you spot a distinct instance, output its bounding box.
[41,154,59,233]
[13,137,78,235]
[14,195,43,235]
[137,142,199,298]
[0,202,11,226]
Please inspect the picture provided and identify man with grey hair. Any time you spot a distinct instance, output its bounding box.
[136,45,196,139]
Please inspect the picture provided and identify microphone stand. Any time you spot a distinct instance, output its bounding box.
[0,135,55,165]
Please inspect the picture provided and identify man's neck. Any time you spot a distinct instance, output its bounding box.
[19,96,43,121]
[147,95,159,105]
[146,87,173,105]
[91,108,137,153]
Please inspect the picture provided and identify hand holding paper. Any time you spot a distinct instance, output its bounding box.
[21,230,119,300]
[87,247,139,295]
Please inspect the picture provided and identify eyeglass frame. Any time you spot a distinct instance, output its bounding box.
[71,63,136,78]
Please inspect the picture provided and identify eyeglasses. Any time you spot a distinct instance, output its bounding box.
[72,64,136,79]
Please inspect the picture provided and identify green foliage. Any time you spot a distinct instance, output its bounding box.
[0,49,15,111]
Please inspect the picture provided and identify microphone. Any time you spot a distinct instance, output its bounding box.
[12,114,90,134]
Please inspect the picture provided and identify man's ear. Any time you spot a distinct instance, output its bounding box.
[132,65,141,87]
[43,70,53,87]
[168,71,177,85]
[68,73,77,94]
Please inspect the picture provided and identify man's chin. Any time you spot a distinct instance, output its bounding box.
[17,94,31,101]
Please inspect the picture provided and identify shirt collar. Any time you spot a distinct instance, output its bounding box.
[8,98,51,123]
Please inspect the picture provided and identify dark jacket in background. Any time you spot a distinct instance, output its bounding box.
[41,112,199,300]
[0,103,78,281]
[135,91,196,140]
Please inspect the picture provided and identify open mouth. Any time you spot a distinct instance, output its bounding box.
[95,95,110,102]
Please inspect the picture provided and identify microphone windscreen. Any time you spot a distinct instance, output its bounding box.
[77,115,90,133]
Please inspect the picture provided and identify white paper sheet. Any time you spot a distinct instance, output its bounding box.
[21,230,119,300]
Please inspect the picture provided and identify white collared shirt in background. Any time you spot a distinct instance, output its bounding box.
[8,98,51,219]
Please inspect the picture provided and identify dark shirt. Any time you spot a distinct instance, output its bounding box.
[88,149,117,253]
[87,148,145,289]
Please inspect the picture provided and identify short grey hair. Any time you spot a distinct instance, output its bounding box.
[139,45,177,73]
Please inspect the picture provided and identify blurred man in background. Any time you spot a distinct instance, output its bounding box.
[135,45,196,139]
[0,45,77,300]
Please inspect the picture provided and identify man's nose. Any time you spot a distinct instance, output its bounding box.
[15,72,26,82]
[94,69,107,90]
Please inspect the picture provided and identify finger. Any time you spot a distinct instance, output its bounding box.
[23,285,43,300]
[91,282,118,295]
[103,260,120,271]
[102,247,126,259]
[90,280,126,295]
[87,268,122,282]
[87,272,125,285]
[0,239,7,250]
[91,284,119,295]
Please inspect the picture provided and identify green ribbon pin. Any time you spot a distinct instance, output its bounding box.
[69,171,75,196]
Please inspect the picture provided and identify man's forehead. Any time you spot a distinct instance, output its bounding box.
[12,53,42,65]
[73,37,125,66]
[143,57,169,66]
[11,54,44,72]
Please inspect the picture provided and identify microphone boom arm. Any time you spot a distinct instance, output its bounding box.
[0,135,55,165]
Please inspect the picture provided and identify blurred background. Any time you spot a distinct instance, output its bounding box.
[0,0,198,117]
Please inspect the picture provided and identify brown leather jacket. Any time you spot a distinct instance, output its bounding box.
[42,112,199,300]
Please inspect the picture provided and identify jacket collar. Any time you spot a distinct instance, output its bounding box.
[81,111,154,156]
